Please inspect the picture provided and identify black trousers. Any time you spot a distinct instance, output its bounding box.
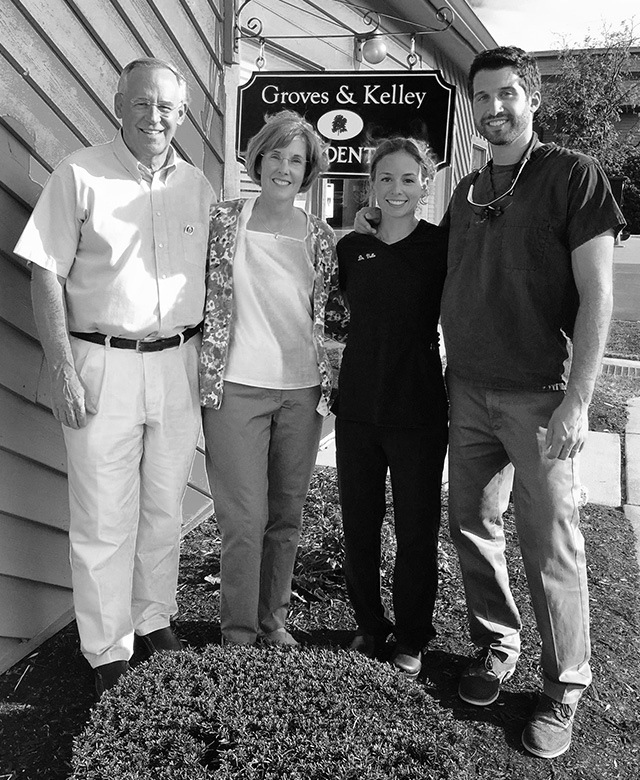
[335,417,448,650]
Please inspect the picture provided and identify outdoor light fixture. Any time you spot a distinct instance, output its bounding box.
[360,35,387,64]
[234,1,454,71]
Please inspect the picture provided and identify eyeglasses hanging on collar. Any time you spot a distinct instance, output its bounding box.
[466,155,530,222]
[466,135,538,222]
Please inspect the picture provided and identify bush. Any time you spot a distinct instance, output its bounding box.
[71,645,475,780]
[621,181,640,234]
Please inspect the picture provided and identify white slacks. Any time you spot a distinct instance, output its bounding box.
[63,336,201,667]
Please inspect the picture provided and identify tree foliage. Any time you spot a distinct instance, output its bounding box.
[538,24,640,174]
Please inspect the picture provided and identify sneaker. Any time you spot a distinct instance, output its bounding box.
[521,694,576,759]
[458,648,516,706]
[390,644,422,678]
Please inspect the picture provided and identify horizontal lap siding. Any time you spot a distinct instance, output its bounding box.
[0,0,223,674]
[0,514,72,589]
[0,449,70,533]
[0,577,73,643]
[0,388,68,474]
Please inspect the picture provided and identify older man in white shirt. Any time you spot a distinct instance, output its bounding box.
[14,57,215,695]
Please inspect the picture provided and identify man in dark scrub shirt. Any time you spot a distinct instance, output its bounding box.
[440,46,624,759]
[354,45,624,761]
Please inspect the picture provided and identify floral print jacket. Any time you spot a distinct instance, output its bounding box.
[199,198,349,415]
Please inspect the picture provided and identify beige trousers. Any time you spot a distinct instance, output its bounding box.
[202,382,322,644]
[63,336,201,667]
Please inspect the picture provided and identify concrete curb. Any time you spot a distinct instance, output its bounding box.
[581,431,620,507]
[623,506,640,570]
[624,395,640,569]
[601,357,640,376]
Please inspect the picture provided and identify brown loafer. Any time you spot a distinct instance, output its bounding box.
[138,626,183,653]
[94,660,130,697]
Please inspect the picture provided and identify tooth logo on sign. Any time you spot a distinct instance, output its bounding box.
[317,110,364,141]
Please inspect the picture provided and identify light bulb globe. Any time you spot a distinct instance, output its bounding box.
[362,36,387,64]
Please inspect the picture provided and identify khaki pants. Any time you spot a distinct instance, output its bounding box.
[63,336,201,667]
[447,373,591,705]
[202,382,322,644]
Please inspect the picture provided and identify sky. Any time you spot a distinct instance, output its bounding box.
[468,0,638,51]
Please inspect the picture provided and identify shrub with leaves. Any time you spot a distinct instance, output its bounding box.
[70,645,476,780]
[538,24,640,174]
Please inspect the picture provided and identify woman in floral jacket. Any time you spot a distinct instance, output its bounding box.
[200,110,347,646]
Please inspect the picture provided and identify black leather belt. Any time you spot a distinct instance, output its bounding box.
[70,324,201,352]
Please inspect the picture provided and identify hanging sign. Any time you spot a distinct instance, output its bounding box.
[237,70,456,177]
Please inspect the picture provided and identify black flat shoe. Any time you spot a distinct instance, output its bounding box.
[348,632,388,659]
[391,644,422,678]
[94,660,130,697]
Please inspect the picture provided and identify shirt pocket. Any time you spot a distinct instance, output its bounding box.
[499,217,553,271]
[179,219,208,267]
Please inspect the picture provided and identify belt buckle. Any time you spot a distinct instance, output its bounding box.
[136,337,168,353]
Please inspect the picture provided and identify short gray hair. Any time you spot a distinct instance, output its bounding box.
[117,57,189,103]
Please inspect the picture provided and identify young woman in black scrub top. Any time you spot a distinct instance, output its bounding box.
[333,137,448,678]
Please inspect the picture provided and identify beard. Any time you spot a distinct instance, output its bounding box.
[476,112,531,146]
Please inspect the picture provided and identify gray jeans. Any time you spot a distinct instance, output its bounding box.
[202,382,322,644]
[446,373,591,705]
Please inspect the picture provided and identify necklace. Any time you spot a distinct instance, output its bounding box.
[254,203,296,239]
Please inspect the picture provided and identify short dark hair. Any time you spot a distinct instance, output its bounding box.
[468,46,541,98]
[369,137,436,182]
[245,110,329,193]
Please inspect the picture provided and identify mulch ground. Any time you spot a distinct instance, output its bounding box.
[1,323,640,779]
[1,487,638,780]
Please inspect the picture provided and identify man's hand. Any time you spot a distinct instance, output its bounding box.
[541,230,614,461]
[50,364,97,429]
[354,207,382,234]
[31,265,97,429]
[543,397,588,460]
[543,229,614,460]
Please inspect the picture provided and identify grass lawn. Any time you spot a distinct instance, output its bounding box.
[1,324,640,779]
[605,320,640,362]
